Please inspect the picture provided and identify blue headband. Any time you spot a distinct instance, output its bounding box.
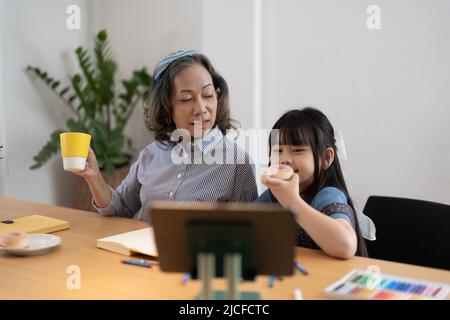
[153,50,201,82]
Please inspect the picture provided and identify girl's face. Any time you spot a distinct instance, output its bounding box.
[171,64,217,139]
[271,144,315,193]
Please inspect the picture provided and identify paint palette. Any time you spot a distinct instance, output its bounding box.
[325,269,450,300]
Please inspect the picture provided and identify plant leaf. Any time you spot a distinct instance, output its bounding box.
[110,155,129,165]
[75,46,98,98]
[30,129,64,169]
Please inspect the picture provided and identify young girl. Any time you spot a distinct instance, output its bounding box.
[255,107,367,258]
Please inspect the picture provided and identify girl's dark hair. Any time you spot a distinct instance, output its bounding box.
[144,54,236,143]
[269,107,368,257]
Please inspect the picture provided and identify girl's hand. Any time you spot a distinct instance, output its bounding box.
[70,147,101,181]
[261,172,301,209]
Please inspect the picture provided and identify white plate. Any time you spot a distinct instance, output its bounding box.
[0,234,61,256]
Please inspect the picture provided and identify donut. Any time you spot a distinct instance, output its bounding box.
[263,165,294,180]
[0,231,30,249]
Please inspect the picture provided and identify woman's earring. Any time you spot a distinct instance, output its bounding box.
[166,117,172,125]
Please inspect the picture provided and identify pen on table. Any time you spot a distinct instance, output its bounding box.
[268,275,276,288]
[121,259,152,268]
[294,261,309,276]
[181,273,191,285]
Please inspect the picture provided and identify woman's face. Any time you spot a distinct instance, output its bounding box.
[171,64,217,139]
[270,144,315,193]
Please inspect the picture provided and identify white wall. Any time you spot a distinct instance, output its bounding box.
[0,0,88,206]
[0,0,7,196]
[263,0,450,207]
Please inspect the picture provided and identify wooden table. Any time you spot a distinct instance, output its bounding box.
[1,197,449,299]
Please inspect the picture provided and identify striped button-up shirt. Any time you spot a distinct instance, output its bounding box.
[93,128,258,221]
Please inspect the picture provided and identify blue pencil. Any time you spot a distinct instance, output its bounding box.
[294,261,309,276]
[181,273,191,285]
[121,259,152,268]
[268,275,276,288]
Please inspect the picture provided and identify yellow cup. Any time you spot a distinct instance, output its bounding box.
[60,132,91,171]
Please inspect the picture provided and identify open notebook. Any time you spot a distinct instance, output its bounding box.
[96,227,158,257]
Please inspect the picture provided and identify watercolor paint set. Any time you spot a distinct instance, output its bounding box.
[325,269,450,300]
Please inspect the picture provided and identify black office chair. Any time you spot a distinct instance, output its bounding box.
[363,196,450,270]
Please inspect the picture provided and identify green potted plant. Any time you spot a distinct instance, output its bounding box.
[27,29,151,210]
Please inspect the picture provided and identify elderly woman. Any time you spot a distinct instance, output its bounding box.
[71,50,258,220]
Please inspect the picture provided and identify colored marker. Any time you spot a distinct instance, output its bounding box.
[294,261,309,276]
[181,273,191,285]
[268,275,276,288]
[121,259,152,268]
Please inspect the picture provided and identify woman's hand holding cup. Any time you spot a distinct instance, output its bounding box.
[71,147,101,181]
[59,132,101,182]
